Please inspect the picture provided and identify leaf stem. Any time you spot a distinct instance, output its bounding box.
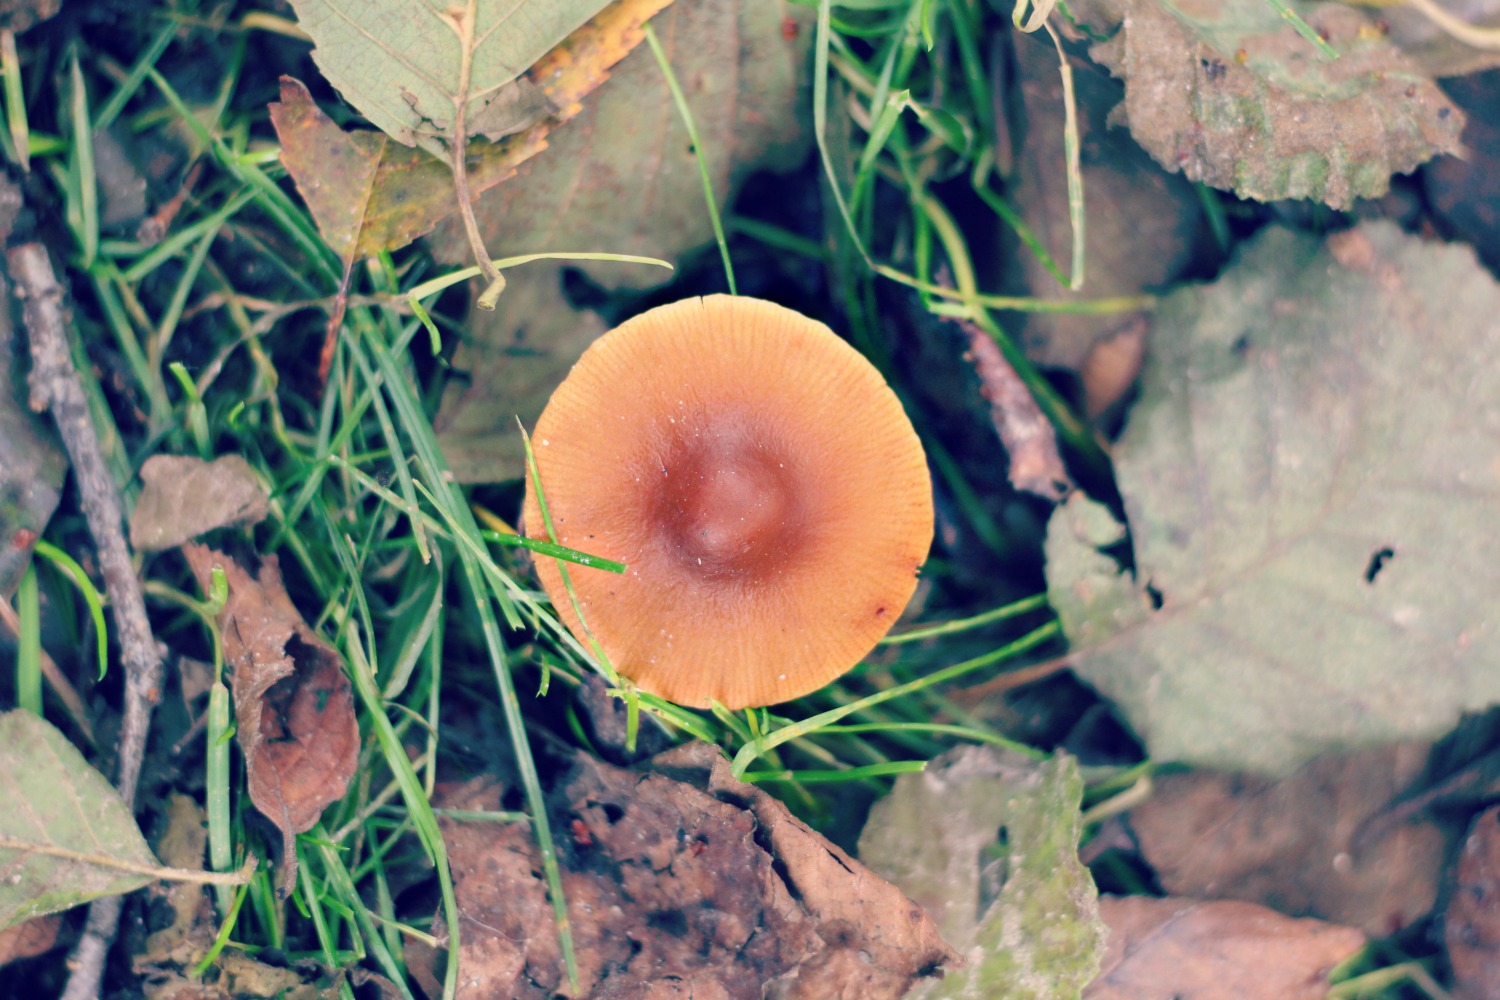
[447,0,504,309]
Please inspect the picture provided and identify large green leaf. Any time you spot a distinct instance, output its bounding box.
[1087,0,1463,209]
[859,747,1103,999]
[286,0,611,157]
[1046,222,1500,775]
[0,710,157,929]
[430,0,811,482]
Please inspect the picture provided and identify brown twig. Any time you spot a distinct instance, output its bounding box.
[11,242,165,1000]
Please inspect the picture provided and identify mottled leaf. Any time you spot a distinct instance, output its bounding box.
[182,546,359,895]
[1446,805,1500,1000]
[1046,222,1500,774]
[286,0,611,158]
[432,0,811,482]
[1090,0,1463,209]
[0,710,156,929]
[860,746,1104,1000]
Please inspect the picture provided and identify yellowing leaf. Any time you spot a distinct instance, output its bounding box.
[286,0,613,157]
[272,0,674,261]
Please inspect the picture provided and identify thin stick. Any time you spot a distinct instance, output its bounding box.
[12,242,165,1000]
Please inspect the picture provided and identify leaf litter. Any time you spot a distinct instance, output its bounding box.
[1085,0,1464,209]
[181,545,359,897]
[409,742,956,998]
[128,454,268,552]
[270,0,673,265]
[1046,221,1500,775]
[1087,896,1364,1000]
[1446,805,1500,1000]
[859,746,1104,1000]
[1125,743,1447,937]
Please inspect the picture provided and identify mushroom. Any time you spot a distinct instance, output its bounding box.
[523,295,932,709]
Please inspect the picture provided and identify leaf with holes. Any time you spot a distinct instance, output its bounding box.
[0,710,157,929]
[1046,222,1500,775]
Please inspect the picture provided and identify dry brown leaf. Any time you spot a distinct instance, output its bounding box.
[1446,805,1500,1000]
[1087,896,1364,1000]
[129,454,268,552]
[424,742,956,998]
[1126,744,1446,937]
[182,545,358,897]
[960,318,1071,501]
[270,0,673,264]
[0,914,59,969]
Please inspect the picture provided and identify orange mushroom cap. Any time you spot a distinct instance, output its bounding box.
[523,295,933,709]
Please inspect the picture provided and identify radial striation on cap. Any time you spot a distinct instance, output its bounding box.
[523,295,933,709]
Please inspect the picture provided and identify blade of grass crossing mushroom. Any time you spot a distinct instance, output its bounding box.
[644,23,736,294]
[356,328,581,994]
[730,619,1059,778]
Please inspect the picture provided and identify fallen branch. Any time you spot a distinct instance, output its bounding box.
[11,242,166,1000]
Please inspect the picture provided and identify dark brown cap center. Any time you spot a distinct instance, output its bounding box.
[653,435,804,579]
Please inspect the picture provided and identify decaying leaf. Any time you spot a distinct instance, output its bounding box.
[1089,0,1464,209]
[860,746,1104,1000]
[1087,896,1364,1000]
[270,1,673,263]
[128,454,268,552]
[1380,0,1500,79]
[961,319,1071,501]
[0,710,157,929]
[432,0,812,481]
[1046,222,1500,774]
[286,0,610,158]
[1127,744,1446,937]
[1446,805,1500,1000]
[132,793,211,986]
[182,545,358,896]
[0,915,59,969]
[423,742,956,998]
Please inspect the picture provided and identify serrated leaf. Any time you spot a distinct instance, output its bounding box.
[431,0,812,482]
[1046,222,1500,775]
[1089,0,1463,209]
[859,747,1104,1000]
[286,0,613,158]
[0,710,157,929]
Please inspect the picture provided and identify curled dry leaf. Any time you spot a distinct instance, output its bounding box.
[128,454,268,552]
[1446,805,1500,1000]
[422,742,956,998]
[961,319,1071,501]
[182,545,358,897]
[1090,0,1464,210]
[1126,744,1446,938]
[270,0,674,265]
[1087,896,1364,1000]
